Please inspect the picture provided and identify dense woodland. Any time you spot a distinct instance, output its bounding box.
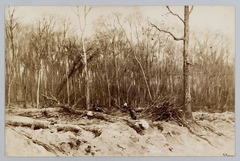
[5,7,235,114]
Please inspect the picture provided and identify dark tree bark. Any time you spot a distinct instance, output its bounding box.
[183,6,192,119]
[151,6,194,120]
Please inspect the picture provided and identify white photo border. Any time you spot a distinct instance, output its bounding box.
[0,0,238,161]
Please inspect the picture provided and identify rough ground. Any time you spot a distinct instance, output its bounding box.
[5,107,235,156]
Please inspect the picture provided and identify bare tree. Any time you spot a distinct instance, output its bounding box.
[29,15,56,108]
[6,6,234,115]
[116,13,153,102]
[151,6,194,120]
[5,6,20,107]
[59,17,71,105]
[74,6,93,110]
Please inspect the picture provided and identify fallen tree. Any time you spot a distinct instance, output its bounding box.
[41,92,124,123]
[38,92,220,146]
[6,107,65,118]
[41,93,85,115]
[6,116,49,130]
[6,116,82,134]
[55,48,98,99]
[86,111,116,123]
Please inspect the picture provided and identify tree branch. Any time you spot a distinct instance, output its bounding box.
[189,6,194,15]
[41,92,60,104]
[166,6,184,23]
[74,6,83,33]
[150,22,185,41]
[115,14,153,102]
[86,6,93,16]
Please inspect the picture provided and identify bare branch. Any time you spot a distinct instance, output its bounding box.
[189,6,194,15]
[86,6,93,16]
[166,6,184,23]
[42,92,60,104]
[73,6,83,32]
[115,14,153,101]
[12,21,19,30]
[150,22,185,41]
[101,92,123,111]
[9,6,18,19]
[71,6,78,16]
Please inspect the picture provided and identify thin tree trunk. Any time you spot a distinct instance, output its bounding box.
[36,59,42,109]
[36,70,41,108]
[105,59,111,108]
[134,54,153,102]
[75,6,92,110]
[114,56,120,105]
[73,75,77,105]
[7,77,12,107]
[183,6,192,119]
[23,67,27,107]
[66,55,70,105]
[42,63,47,97]
[82,40,90,109]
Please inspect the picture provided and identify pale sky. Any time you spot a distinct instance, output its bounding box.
[6,6,235,42]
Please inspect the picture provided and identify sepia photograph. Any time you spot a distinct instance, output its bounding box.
[5,6,235,156]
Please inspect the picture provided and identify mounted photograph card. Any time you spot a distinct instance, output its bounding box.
[4,6,235,157]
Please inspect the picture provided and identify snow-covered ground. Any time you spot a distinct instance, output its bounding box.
[5,108,235,156]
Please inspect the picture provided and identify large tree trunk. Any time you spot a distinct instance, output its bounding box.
[183,6,192,119]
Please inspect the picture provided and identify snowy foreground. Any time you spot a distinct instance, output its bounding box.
[5,107,234,156]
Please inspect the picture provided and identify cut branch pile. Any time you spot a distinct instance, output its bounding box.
[142,98,216,146]
[143,97,182,123]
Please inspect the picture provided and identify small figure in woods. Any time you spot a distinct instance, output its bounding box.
[123,103,137,120]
